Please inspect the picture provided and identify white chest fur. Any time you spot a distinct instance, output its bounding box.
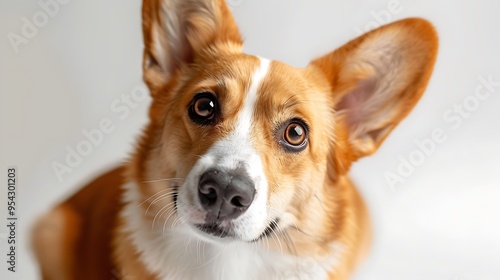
[121,183,339,280]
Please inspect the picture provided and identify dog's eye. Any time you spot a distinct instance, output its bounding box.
[279,119,308,153]
[189,93,218,125]
[194,98,214,117]
[285,123,306,146]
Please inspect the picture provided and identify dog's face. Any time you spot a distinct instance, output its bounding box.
[156,54,334,241]
[134,0,437,245]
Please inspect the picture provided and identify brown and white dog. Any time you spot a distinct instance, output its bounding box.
[32,0,438,279]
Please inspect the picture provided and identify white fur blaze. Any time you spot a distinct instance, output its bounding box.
[176,57,272,241]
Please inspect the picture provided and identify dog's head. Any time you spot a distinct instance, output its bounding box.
[134,0,438,244]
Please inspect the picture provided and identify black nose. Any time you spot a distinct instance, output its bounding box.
[198,169,255,221]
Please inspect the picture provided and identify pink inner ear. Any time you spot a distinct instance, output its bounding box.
[336,79,377,129]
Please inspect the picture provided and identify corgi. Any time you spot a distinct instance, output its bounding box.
[32,0,438,279]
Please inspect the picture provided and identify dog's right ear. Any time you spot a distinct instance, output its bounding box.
[142,0,242,93]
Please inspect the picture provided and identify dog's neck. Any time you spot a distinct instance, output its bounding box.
[117,182,343,280]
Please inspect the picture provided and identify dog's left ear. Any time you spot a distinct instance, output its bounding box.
[142,0,242,93]
[309,18,438,162]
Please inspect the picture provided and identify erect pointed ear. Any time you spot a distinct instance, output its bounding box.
[141,0,242,93]
[309,18,438,161]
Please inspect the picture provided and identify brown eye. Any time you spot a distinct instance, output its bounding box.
[189,92,218,125]
[284,123,306,146]
[194,97,215,117]
[278,119,308,153]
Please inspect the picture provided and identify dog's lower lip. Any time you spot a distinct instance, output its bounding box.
[196,223,232,238]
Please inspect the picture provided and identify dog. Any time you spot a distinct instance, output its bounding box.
[32,0,438,279]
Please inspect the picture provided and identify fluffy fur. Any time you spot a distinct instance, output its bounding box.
[32,1,438,279]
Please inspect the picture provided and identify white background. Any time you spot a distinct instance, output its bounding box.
[1,0,500,279]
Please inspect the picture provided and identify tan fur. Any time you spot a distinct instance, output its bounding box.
[32,1,438,279]
[32,206,78,280]
[33,167,125,279]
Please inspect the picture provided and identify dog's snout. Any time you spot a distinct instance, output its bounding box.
[198,169,255,221]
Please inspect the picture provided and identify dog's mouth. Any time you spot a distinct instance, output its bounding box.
[174,186,281,242]
[194,218,281,242]
[196,223,233,238]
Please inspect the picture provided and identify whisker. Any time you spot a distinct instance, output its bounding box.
[201,238,207,265]
[152,201,176,229]
[141,177,185,184]
[139,181,180,210]
[264,231,270,254]
[191,245,223,270]
[266,208,300,257]
[163,203,175,228]
[196,236,201,264]
[161,204,182,237]
[183,234,192,259]
[283,230,297,256]
[172,216,183,227]
[145,191,177,214]
[139,188,172,207]
[266,218,284,255]
[313,193,328,212]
